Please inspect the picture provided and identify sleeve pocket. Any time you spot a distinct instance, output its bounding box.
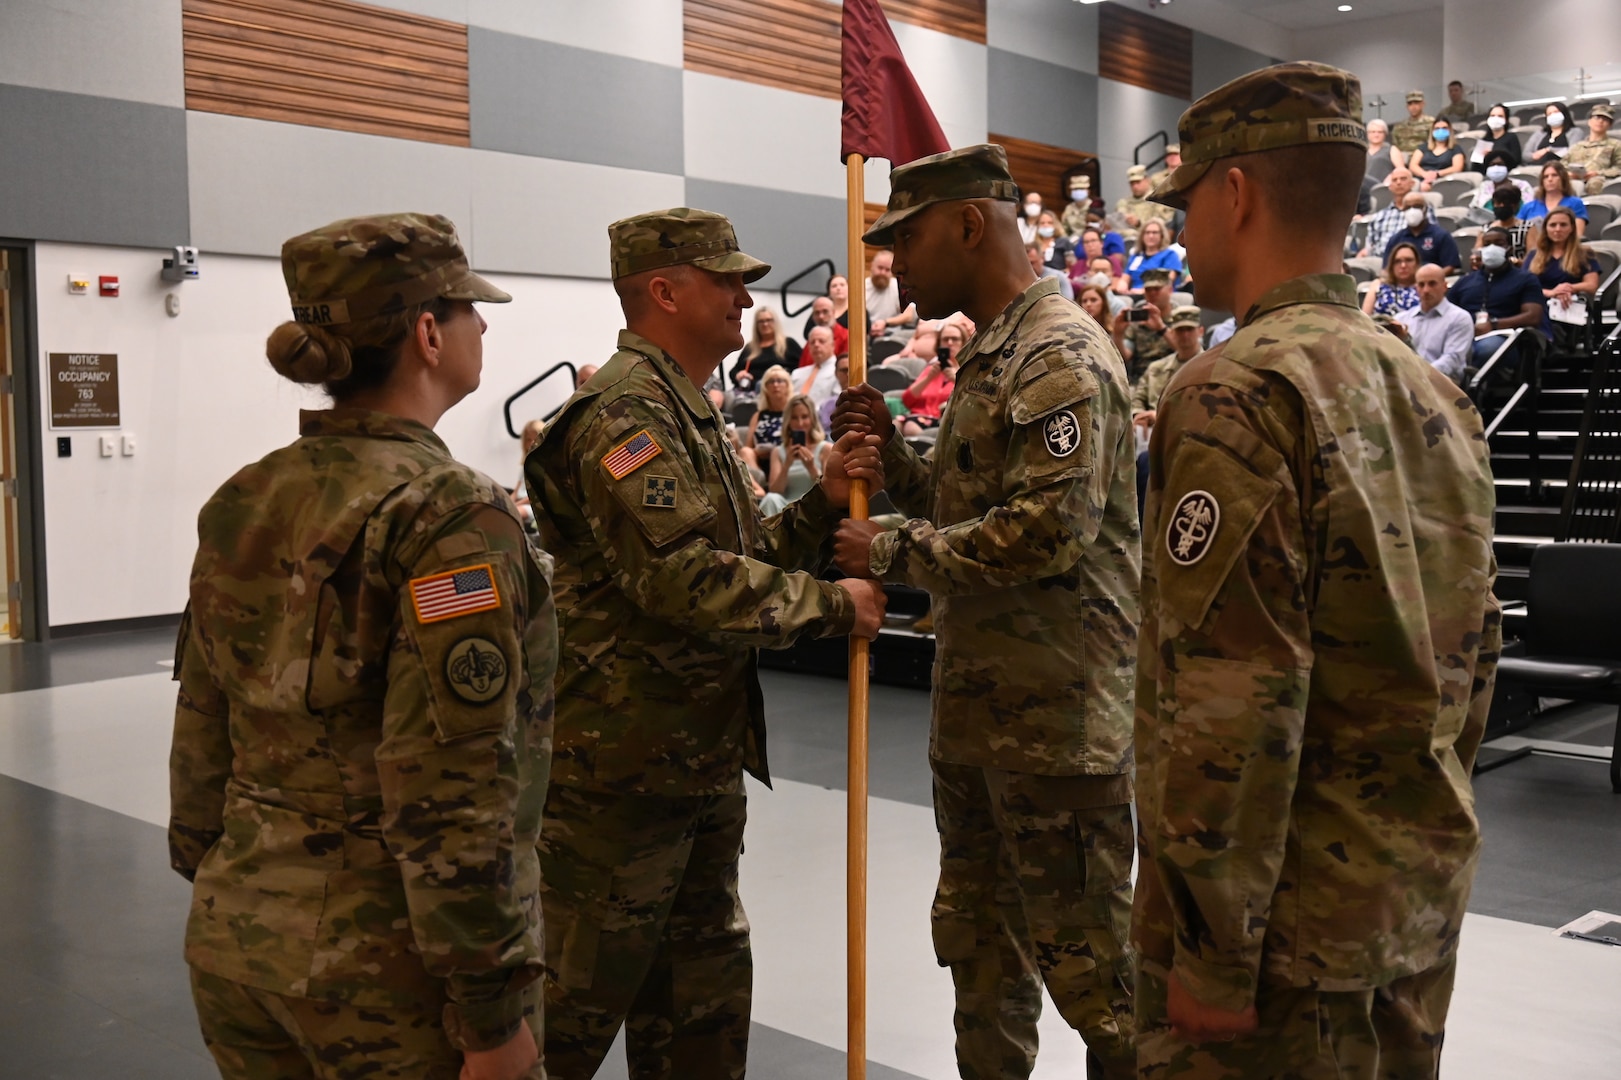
[1157,436,1282,632]
[607,468,717,549]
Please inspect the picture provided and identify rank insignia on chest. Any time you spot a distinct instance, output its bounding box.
[602,429,663,480]
[409,564,501,624]
[1167,490,1220,566]
[1043,409,1082,458]
[642,474,678,508]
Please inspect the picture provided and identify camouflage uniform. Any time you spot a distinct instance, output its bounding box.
[527,208,856,1079]
[862,145,1141,1080]
[1567,106,1621,194]
[1391,92,1434,154]
[169,214,555,1078]
[1147,143,1180,194]
[1113,165,1173,236]
[1129,307,1200,416]
[1061,190,1094,239]
[1137,65,1501,1078]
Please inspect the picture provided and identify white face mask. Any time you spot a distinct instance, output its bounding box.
[1090,273,1113,288]
[1480,244,1507,269]
[1548,111,1565,128]
[1024,202,1041,218]
[1070,189,1087,202]
[1487,115,1506,131]
[1037,225,1055,238]
[1486,165,1509,183]
[1405,207,1427,228]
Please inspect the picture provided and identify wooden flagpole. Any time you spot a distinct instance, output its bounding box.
[844,150,870,1080]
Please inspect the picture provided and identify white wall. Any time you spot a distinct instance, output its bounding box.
[987,0,1099,75]
[1095,79,1189,198]
[1443,0,1621,87]
[1293,10,1445,123]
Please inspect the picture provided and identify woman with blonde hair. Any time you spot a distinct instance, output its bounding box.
[728,308,799,396]
[1528,206,1601,351]
[759,393,830,515]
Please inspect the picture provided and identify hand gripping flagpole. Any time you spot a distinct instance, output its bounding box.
[844,149,871,1080]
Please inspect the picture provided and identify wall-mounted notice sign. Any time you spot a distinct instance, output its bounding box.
[48,353,121,428]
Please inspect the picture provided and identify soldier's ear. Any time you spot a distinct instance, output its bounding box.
[958,202,988,250]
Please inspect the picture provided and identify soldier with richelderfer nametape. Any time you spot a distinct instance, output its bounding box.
[169,212,554,1080]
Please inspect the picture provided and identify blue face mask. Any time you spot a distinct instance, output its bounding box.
[1433,127,1450,142]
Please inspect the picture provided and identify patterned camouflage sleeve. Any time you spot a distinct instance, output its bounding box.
[572,402,855,645]
[381,500,545,1051]
[168,605,232,882]
[869,358,1109,594]
[877,431,935,519]
[1457,558,1504,774]
[753,482,842,574]
[1139,375,1312,1014]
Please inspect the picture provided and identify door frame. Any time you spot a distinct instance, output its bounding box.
[1,241,50,641]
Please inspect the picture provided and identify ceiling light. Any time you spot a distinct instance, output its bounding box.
[1338,4,1353,10]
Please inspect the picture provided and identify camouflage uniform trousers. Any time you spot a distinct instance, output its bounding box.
[930,758,1137,1080]
[189,967,544,1080]
[540,783,751,1080]
[1135,956,1458,1079]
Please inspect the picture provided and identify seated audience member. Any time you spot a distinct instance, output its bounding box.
[741,364,792,485]
[511,418,545,527]
[1087,209,1128,258]
[1084,257,1132,314]
[1385,192,1461,272]
[1075,227,1123,277]
[817,352,851,433]
[730,308,800,397]
[1035,210,1073,270]
[1391,89,1434,155]
[1124,220,1182,292]
[1527,206,1602,352]
[1470,104,1523,173]
[1076,283,1114,333]
[1362,241,1422,317]
[1487,182,1534,261]
[1398,264,1475,384]
[1567,103,1621,194]
[1026,240,1075,300]
[1147,143,1182,192]
[1112,268,1176,383]
[865,248,918,355]
[1206,316,1237,347]
[1061,176,1096,237]
[1469,153,1536,217]
[1360,168,1430,256]
[1113,164,1171,236]
[796,325,840,405]
[898,322,962,436]
[1527,101,1575,163]
[1409,121,1467,189]
[758,394,831,516]
[884,321,936,379]
[1365,119,1405,176]
[1447,225,1550,371]
[802,295,851,357]
[1129,305,1202,428]
[1018,191,1043,244]
[1436,80,1476,126]
[1520,161,1590,238]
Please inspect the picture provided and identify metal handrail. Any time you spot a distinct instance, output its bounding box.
[503,361,577,438]
[781,258,836,319]
[1474,328,1545,498]
[1134,130,1170,169]
[1469,328,1522,391]
[1588,260,1621,353]
[1483,383,1530,439]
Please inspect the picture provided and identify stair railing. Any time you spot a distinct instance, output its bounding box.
[1474,328,1543,498]
[504,361,578,437]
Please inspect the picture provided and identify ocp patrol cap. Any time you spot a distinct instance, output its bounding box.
[280,212,509,327]
[609,207,770,283]
[863,144,1021,245]
[1405,89,1426,103]
[1168,305,1202,328]
[1149,61,1368,211]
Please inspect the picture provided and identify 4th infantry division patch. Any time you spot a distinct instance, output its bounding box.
[602,429,663,480]
[409,564,502,624]
[643,474,678,508]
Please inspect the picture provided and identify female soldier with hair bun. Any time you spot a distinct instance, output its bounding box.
[168,212,555,1080]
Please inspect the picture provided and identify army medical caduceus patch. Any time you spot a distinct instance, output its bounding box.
[1166,490,1220,566]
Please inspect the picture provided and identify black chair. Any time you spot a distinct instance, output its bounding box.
[865,365,913,392]
[1493,543,1621,792]
[729,399,756,428]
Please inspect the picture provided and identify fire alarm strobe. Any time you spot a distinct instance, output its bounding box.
[99,276,120,298]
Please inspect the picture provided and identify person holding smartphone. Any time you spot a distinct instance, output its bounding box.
[1112,268,1176,384]
[760,394,832,514]
[899,320,965,436]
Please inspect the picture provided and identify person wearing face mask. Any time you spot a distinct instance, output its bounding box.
[1026,239,1076,300]
[1035,210,1074,270]
[1447,224,1549,374]
[1408,122,1465,190]
[1019,191,1044,244]
[1384,192,1460,273]
[1528,101,1574,163]
[1486,182,1534,261]
[1468,152,1536,220]
[1061,174,1100,237]
[1566,103,1621,195]
[1469,104,1523,174]
[1359,168,1429,257]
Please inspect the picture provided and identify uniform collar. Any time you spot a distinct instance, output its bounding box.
[616,329,721,423]
[964,276,1060,360]
[298,407,449,453]
[1240,274,1358,328]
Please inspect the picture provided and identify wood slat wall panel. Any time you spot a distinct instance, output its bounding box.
[182,0,469,146]
[991,133,1097,218]
[683,0,985,100]
[1098,4,1192,102]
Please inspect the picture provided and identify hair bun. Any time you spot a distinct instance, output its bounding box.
[265,321,354,385]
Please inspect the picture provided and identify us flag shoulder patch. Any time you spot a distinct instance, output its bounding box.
[409,564,502,624]
[601,429,663,480]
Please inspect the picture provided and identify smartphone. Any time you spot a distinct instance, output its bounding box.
[790,430,808,446]
[937,346,952,363]
[1125,307,1152,323]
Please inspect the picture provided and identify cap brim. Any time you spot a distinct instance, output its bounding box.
[1147,160,1213,211]
[694,250,772,284]
[1168,321,1201,330]
[442,267,512,304]
[862,201,933,247]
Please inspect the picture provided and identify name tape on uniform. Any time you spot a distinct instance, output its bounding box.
[409,563,502,624]
[602,429,663,480]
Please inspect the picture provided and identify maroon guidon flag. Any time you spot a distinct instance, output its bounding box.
[840,0,950,164]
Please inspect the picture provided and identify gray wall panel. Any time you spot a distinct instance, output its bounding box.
[1191,32,1277,100]
[987,48,1098,152]
[0,84,188,248]
[469,28,683,176]
[0,0,184,108]
[682,180,846,293]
